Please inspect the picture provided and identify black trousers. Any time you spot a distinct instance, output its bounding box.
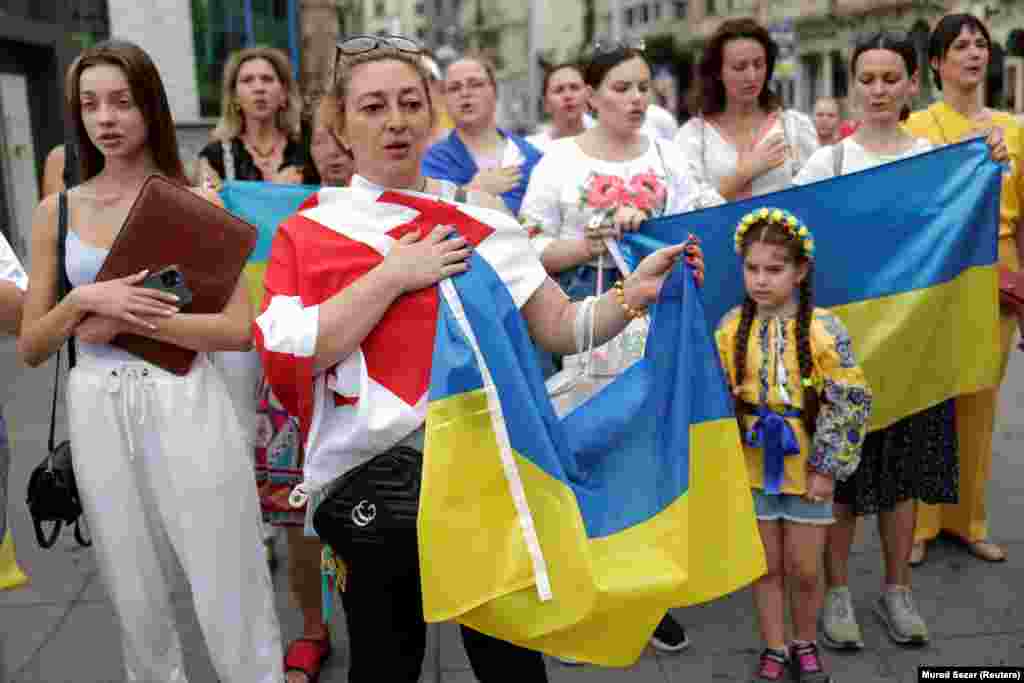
[339,531,548,682]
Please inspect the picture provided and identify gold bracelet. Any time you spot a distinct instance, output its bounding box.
[613,280,647,320]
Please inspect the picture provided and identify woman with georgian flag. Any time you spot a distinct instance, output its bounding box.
[253,35,704,683]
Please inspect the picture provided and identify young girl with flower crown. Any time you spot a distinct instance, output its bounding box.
[716,208,872,683]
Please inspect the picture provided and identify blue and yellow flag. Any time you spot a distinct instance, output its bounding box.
[421,250,764,665]
[624,139,1003,429]
[219,181,319,305]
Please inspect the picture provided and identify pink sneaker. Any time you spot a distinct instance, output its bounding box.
[790,641,831,683]
[752,648,788,682]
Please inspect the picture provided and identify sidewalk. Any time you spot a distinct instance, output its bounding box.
[1,339,1021,682]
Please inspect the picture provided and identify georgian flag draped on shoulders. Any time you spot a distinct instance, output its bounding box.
[252,183,547,489]
[252,181,765,666]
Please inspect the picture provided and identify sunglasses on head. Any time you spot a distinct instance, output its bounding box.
[590,39,646,57]
[334,34,423,80]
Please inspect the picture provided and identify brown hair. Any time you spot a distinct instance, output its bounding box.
[65,39,186,184]
[542,62,584,97]
[929,14,992,91]
[302,93,352,184]
[583,47,650,90]
[690,18,782,116]
[732,220,819,436]
[326,46,436,144]
[212,47,303,143]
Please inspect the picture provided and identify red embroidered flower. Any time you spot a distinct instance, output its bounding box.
[586,174,627,209]
[627,171,666,212]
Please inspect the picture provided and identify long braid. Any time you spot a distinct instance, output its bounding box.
[732,295,757,433]
[795,267,819,436]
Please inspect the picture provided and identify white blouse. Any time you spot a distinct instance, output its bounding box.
[519,136,721,261]
[0,232,26,291]
[674,110,819,199]
[793,136,933,183]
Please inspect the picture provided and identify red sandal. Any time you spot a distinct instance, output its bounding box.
[284,637,332,683]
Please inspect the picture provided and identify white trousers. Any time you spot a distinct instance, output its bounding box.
[211,349,279,544]
[67,354,283,683]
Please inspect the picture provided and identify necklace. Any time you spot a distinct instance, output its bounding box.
[245,135,280,159]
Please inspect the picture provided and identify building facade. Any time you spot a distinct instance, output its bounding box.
[358,0,429,42]
[456,0,585,131]
[595,0,1024,116]
[0,0,108,259]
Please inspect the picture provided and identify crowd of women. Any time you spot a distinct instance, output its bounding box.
[0,9,1017,683]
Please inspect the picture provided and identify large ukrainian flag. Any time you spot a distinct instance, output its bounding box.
[219,180,319,305]
[624,139,1003,429]
[421,245,764,665]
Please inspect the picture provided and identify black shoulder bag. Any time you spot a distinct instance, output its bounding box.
[25,192,90,549]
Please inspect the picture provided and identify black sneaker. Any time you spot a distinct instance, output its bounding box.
[650,614,690,652]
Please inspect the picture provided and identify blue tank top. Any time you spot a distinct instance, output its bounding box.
[65,230,139,363]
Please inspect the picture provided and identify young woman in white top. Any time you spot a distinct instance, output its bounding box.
[527,63,587,152]
[520,45,715,304]
[793,32,1005,656]
[519,42,713,654]
[674,18,818,202]
[17,41,282,683]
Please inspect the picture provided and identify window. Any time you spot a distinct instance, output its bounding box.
[415,1,426,15]
[674,0,688,19]
[830,50,847,99]
[66,0,111,49]
[625,7,635,27]
[191,0,294,118]
[653,2,661,20]
[639,3,649,23]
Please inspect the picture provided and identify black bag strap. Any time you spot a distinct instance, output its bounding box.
[48,192,76,454]
[73,517,91,547]
[34,517,62,549]
[62,141,80,190]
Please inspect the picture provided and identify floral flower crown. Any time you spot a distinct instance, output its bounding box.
[734,207,815,260]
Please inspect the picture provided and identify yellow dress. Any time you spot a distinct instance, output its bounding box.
[904,102,1023,543]
[715,307,873,495]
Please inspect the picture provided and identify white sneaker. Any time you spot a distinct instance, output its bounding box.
[820,586,864,650]
[875,586,929,645]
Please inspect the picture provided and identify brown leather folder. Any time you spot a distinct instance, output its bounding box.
[94,175,257,375]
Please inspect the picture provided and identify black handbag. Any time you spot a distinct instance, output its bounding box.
[312,446,422,556]
[25,192,91,549]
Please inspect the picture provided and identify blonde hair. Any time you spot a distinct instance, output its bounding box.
[212,47,302,142]
[445,51,498,89]
[326,47,436,142]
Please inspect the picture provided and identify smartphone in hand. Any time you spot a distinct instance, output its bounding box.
[141,265,193,307]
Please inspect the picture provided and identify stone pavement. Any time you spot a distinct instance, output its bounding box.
[0,338,1021,682]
